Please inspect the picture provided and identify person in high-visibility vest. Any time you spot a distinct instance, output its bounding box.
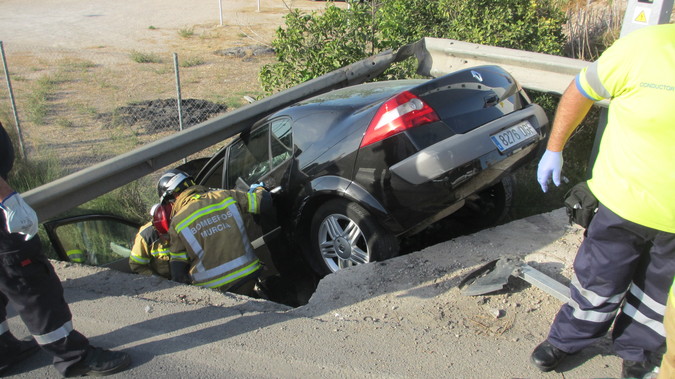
[532,23,675,379]
[157,169,272,296]
[658,278,675,379]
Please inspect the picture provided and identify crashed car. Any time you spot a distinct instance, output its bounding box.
[193,65,548,277]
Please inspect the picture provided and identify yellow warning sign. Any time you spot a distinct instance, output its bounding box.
[633,7,651,24]
[635,10,647,23]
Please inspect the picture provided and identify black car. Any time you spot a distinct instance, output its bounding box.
[194,65,549,277]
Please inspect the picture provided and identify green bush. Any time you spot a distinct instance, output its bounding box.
[260,0,566,93]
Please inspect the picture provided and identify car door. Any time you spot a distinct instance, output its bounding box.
[43,215,141,273]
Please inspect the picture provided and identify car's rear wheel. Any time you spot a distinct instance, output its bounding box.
[455,174,515,229]
[309,199,398,276]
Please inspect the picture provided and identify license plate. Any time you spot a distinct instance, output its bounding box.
[490,121,537,152]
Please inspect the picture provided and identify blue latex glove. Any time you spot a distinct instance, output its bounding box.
[0,192,38,240]
[248,182,265,193]
[537,150,563,193]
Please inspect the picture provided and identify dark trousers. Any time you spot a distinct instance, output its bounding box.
[548,204,675,362]
[0,216,90,375]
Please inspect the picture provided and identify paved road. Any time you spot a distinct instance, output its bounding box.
[6,209,622,378]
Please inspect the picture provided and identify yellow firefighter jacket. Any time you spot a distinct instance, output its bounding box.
[167,185,269,291]
[129,221,171,279]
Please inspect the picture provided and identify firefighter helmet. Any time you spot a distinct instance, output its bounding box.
[157,169,195,203]
[150,202,173,235]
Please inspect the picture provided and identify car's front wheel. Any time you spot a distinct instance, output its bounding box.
[309,199,398,276]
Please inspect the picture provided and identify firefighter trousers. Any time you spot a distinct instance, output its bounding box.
[547,204,675,362]
[0,222,90,375]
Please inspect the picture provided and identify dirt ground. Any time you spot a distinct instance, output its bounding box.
[0,1,627,378]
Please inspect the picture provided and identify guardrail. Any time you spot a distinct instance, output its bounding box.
[24,37,597,222]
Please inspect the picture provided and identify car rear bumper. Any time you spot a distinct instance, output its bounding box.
[389,104,547,185]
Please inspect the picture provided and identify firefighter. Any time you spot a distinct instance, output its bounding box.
[157,169,272,296]
[0,122,131,377]
[128,203,171,279]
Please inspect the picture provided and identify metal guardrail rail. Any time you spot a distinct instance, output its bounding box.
[24,37,596,222]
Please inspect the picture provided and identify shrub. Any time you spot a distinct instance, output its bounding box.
[260,0,567,93]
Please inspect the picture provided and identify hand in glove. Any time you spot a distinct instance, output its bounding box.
[0,192,38,240]
[248,182,266,193]
[536,150,563,193]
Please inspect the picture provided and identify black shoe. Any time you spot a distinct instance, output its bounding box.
[530,340,568,372]
[621,359,656,378]
[65,346,131,377]
[0,335,40,375]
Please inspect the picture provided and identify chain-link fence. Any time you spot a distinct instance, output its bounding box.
[0,41,274,177]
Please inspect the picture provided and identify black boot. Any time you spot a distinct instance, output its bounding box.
[530,340,568,372]
[0,332,40,375]
[621,359,657,378]
[64,346,131,377]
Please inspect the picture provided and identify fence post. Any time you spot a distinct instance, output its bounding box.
[0,41,26,159]
[173,53,186,164]
[218,0,223,26]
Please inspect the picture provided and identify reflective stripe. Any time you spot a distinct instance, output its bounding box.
[129,254,150,264]
[175,198,236,233]
[180,227,206,273]
[192,251,257,282]
[0,320,8,334]
[583,61,611,99]
[569,299,618,323]
[247,192,258,214]
[571,274,626,307]
[194,260,261,289]
[33,320,73,345]
[150,246,170,258]
[66,250,85,263]
[623,302,666,337]
[629,283,666,316]
[170,251,188,261]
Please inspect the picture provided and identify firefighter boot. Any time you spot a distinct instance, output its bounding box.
[0,332,40,375]
[64,346,131,377]
[530,340,568,372]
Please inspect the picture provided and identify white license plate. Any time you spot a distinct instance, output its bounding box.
[490,121,537,152]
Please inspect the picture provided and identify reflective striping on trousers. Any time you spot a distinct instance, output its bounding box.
[571,274,626,307]
[33,320,73,345]
[570,299,619,323]
[629,282,666,316]
[623,302,666,337]
[0,320,8,334]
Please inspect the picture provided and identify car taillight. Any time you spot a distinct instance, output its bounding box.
[360,91,440,148]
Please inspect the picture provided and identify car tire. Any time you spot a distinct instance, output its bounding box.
[309,199,398,276]
[455,174,515,229]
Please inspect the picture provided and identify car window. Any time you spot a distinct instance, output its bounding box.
[46,217,139,268]
[200,159,224,189]
[271,118,292,168]
[227,125,270,186]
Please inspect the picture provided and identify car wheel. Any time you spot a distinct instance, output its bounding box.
[455,174,515,229]
[309,199,398,276]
